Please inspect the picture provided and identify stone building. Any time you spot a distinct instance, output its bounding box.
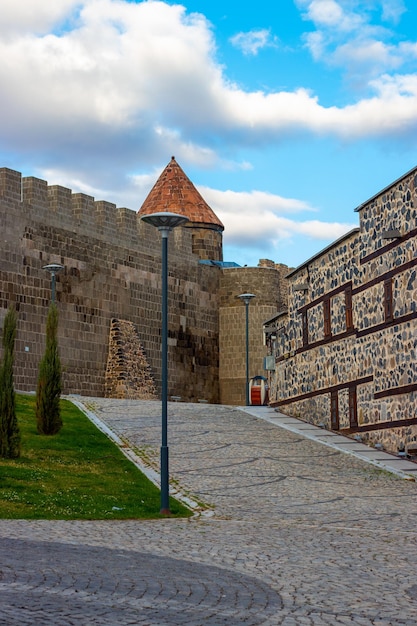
[268,167,417,455]
[0,158,288,405]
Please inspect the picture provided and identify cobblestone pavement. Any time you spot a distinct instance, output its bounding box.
[0,399,416,625]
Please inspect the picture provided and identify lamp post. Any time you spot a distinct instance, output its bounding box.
[43,263,64,303]
[140,211,188,515]
[238,293,256,406]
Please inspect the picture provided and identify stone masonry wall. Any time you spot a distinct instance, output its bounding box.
[0,168,220,402]
[105,318,158,400]
[187,225,223,262]
[219,263,289,405]
[270,168,417,454]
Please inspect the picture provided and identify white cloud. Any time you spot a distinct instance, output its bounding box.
[213,77,417,140]
[229,29,274,56]
[200,187,315,216]
[0,0,81,35]
[227,214,355,244]
[297,0,363,32]
[296,0,415,89]
[305,31,326,61]
[306,0,361,31]
[293,219,356,239]
[381,0,407,24]
[199,186,357,251]
[1,0,417,177]
[221,212,358,269]
[0,0,416,209]
[334,39,399,67]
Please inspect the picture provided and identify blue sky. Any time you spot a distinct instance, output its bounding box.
[1,0,417,268]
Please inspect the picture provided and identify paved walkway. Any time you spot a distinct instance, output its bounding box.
[0,398,416,625]
[242,405,417,482]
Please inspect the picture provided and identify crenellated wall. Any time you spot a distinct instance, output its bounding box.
[0,167,221,402]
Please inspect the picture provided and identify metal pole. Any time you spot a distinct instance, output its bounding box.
[238,293,255,406]
[51,272,56,303]
[245,301,250,406]
[160,230,170,515]
[140,212,188,516]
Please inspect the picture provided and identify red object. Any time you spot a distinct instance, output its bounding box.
[250,386,262,405]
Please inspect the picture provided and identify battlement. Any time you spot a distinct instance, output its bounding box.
[0,164,224,403]
[0,167,22,203]
[0,167,144,244]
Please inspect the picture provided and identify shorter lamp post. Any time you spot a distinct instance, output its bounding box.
[43,263,64,303]
[238,293,256,406]
[140,211,188,515]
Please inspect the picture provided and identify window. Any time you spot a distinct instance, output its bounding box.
[345,286,353,331]
[348,386,358,428]
[384,278,393,322]
[302,311,308,346]
[330,390,339,430]
[323,298,331,338]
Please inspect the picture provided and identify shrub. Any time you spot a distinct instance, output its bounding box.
[0,306,20,458]
[36,303,62,435]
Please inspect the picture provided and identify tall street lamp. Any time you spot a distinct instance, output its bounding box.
[140,211,188,515]
[43,263,64,303]
[238,293,256,406]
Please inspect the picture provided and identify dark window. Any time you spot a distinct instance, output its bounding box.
[302,311,308,346]
[330,390,339,430]
[348,386,358,428]
[384,278,393,322]
[345,287,353,331]
[323,298,331,338]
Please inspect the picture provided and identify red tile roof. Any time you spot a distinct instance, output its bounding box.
[138,157,224,230]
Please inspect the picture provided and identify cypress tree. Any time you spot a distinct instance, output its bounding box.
[36,303,62,435]
[0,306,20,458]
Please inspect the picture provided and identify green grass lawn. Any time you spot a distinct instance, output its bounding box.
[0,394,192,520]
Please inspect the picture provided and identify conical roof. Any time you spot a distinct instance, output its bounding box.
[138,157,224,231]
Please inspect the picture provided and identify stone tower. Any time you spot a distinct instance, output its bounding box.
[138,156,224,261]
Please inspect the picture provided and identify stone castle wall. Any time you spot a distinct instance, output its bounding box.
[270,168,417,454]
[0,168,220,402]
[218,264,289,405]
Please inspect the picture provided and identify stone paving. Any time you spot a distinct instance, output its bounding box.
[0,398,416,625]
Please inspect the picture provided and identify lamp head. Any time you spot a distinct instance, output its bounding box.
[238,293,256,305]
[42,263,64,275]
[140,212,188,234]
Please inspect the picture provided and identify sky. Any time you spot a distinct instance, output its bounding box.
[1,0,417,269]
